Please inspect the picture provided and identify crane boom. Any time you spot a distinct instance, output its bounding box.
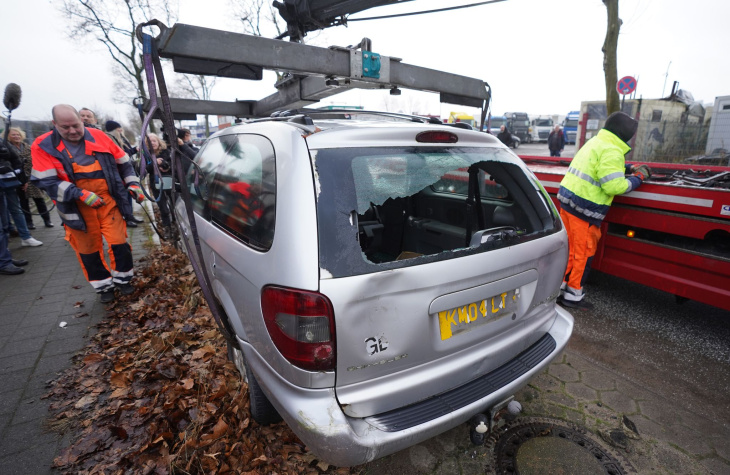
[274,0,416,41]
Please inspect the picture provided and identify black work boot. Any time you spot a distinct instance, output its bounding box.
[99,289,115,303]
[118,283,135,296]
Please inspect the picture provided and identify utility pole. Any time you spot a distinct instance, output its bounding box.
[661,61,672,97]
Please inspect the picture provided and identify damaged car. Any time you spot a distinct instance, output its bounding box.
[175,111,574,466]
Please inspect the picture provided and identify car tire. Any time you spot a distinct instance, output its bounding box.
[245,362,282,425]
[513,141,519,149]
[228,342,282,425]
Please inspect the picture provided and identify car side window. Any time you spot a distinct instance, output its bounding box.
[187,137,231,219]
[209,134,276,251]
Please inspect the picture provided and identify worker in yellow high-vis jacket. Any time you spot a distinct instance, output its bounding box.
[557,111,651,309]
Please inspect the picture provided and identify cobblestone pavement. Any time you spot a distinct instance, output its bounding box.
[1,205,728,474]
[363,349,730,474]
[0,205,153,475]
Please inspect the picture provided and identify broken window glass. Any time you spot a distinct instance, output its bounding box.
[315,146,559,278]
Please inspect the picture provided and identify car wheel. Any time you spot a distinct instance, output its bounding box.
[229,342,282,425]
[513,141,519,149]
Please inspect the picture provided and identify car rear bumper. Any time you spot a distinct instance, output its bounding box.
[240,304,573,466]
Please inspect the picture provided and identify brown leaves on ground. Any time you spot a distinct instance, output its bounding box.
[44,245,356,475]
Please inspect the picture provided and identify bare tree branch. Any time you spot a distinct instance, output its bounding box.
[58,0,179,105]
[228,0,284,37]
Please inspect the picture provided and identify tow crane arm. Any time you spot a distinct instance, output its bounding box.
[274,0,416,42]
[149,21,490,121]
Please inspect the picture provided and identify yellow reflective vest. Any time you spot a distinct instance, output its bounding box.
[557,129,639,226]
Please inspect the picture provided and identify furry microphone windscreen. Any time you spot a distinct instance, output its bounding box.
[3,83,22,111]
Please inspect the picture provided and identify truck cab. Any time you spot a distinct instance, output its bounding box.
[448,111,476,128]
[530,116,554,143]
[504,112,531,143]
[563,111,580,144]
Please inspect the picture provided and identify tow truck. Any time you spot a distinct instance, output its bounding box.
[522,155,730,312]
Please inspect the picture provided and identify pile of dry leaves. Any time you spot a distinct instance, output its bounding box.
[44,245,354,475]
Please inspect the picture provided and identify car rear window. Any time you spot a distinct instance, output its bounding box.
[315,146,559,278]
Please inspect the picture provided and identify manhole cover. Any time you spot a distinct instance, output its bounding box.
[486,417,632,474]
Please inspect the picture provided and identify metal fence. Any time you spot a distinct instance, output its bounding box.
[630,118,711,164]
[582,100,726,165]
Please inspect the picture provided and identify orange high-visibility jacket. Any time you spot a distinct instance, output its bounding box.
[31,127,139,231]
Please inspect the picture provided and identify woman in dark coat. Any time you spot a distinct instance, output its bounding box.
[7,128,53,228]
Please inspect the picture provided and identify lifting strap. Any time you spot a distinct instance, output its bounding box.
[136,21,235,345]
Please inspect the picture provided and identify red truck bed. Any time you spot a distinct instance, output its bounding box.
[521,155,730,312]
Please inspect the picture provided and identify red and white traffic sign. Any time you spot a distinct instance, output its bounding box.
[617,76,637,95]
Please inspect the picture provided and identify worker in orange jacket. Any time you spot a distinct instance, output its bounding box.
[31,105,145,303]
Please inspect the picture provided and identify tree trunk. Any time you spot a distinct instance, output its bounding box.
[602,0,621,115]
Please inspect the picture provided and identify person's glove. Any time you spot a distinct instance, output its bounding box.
[79,189,105,208]
[632,164,652,181]
[128,184,145,203]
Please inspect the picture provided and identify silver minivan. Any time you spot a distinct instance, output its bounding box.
[175,113,573,466]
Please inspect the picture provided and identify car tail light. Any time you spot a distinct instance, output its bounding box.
[416,131,458,143]
[261,286,336,371]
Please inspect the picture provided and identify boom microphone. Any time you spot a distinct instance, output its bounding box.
[3,83,22,111]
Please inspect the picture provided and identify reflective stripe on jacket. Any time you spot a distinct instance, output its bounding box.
[557,129,636,226]
[30,127,139,231]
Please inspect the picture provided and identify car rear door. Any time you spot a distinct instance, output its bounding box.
[310,127,566,418]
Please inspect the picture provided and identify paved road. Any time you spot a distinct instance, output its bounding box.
[517,142,576,158]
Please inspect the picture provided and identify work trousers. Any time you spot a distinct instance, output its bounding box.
[560,209,601,302]
[66,201,133,292]
[67,158,134,293]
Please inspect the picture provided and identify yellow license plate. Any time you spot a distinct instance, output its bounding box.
[438,289,519,340]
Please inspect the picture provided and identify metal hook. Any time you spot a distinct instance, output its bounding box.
[135,19,168,44]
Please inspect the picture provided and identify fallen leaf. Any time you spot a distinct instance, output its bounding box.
[191,345,216,360]
[83,354,104,365]
[74,395,97,409]
[110,371,130,388]
[211,417,229,439]
[73,301,85,308]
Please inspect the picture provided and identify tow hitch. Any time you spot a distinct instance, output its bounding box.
[469,397,523,445]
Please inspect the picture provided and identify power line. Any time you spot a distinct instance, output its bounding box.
[347,0,508,22]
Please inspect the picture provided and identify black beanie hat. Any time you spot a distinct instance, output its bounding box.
[105,120,122,132]
[603,112,638,144]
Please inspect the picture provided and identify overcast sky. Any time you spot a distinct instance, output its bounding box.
[1,0,728,125]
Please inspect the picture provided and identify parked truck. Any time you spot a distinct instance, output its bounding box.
[563,111,580,144]
[530,116,554,142]
[504,111,531,143]
[448,111,476,128]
